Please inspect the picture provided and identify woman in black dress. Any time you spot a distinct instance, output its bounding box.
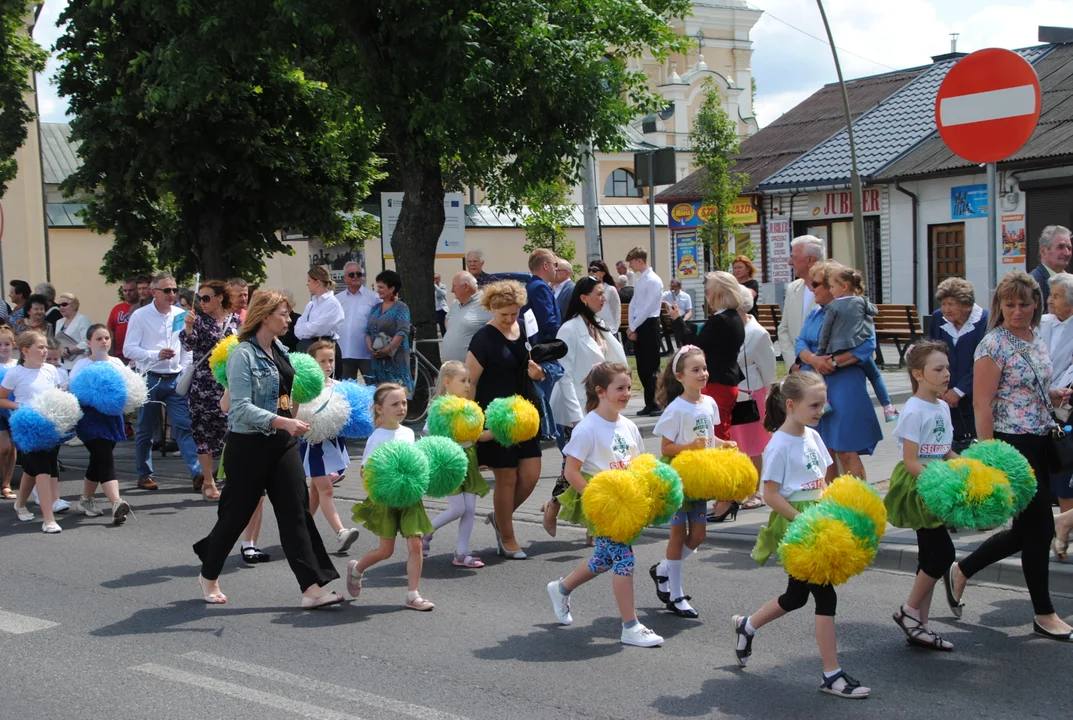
[732,255,760,320]
[465,280,545,560]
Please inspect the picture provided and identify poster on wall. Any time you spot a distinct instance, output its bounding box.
[381,191,466,258]
[308,238,366,287]
[668,198,758,229]
[951,185,988,219]
[1001,214,1026,265]
[673,230,701,279]
[767,216,792,283]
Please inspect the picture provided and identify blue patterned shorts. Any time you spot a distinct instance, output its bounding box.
[670,499,707,526]
[588,537,635,577]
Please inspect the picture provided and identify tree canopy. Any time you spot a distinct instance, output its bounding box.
[0,0,47,199]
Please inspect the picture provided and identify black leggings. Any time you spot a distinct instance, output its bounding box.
[84,438,117,484]
[779,576,837,616]
[193,430,339,591]
[959,432,1055,615]
[916,526,955,580]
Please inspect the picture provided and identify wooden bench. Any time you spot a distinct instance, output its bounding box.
[874,304,922,367]
[619,302,675,353]
[756,303,781,344]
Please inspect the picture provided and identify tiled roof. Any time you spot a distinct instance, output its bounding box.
[655,67,926,202]
[39,123,81,186]
[759,45,1055,192]
[873,43,1073,181]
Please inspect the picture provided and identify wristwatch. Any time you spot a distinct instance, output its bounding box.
[830,357,839,368]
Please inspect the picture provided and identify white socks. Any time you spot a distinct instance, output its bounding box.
[666,559,684,600]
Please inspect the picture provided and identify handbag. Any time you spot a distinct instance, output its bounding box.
[730,339,761,426]
[1010,332,1073,471]
[175,350,209,396]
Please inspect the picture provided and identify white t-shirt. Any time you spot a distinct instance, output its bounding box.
[0,358,16,369]
[894,397,953,459]
[761,428,832,499]
[563,412,644,476]
[361,425,416,467]
[70,355,125,382]
[1,364,64,405]
[653,395,719,448]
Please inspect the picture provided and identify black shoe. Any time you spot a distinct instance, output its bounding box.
[649,563,670,604]
[1033,619,1073,641]
[942,565,964,619]
[241,547,270,564]
[733,615,753,667]
[666,596,699,618]
[708,502,740,523]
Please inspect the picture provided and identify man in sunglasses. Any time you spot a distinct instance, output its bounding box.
[123,273,202,491]
[336,261,379,381]
[776,234,827,364]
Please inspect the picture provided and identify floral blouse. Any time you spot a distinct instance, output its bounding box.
[974,326,1055,435]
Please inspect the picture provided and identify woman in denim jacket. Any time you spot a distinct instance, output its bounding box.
[193,289,343,608]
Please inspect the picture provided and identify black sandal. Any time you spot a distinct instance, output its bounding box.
[942,565,964,618]
[732,615,753,667]
[666,596,699,619]
[819,670,870,698]
[893,607,954,651]
[649,564,670,604]
[242,547,270,564]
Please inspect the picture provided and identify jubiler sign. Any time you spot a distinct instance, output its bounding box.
[810,189,881,218]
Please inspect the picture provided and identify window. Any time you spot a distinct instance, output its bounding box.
[604,168,643,198]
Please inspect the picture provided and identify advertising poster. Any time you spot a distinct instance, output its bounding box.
[1001,213,1026,265]
[381,191,466,258]
[674,230,700,278]
[767,216,793,284]
[951,185,988,219]
[668,198,757,230]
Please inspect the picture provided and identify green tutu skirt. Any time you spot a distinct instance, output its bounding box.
[557,475,597,535]
[884,461,944,530]
[351,498,434,539]
[751,500,816,566]
[451,445,490,497]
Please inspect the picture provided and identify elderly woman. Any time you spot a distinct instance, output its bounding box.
[927,278,988,451]
[1041,272,1073,513]
[794,261,882,480]
[732,254,760,319]
[945,270,1073,640]
[365,270,413,392]
[294,265,344,352]
[180,279,241,501]
[466,280,544,559]
[54,292,91,370]
[14,294,50,336]
[731,284,776,510]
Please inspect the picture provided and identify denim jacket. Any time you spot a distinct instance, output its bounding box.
[228,338,290,435]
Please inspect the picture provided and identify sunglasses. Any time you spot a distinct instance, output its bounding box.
[588,267,600,273]
[155,287,178,295]
[198,294,215,303]
[58,302,71,308]
[346,272,364,279]
[811,281,824,289]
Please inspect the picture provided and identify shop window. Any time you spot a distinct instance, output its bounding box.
[928,223,966,313]
[604,168,643,198]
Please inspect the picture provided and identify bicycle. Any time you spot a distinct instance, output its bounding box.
[406,326,441,424]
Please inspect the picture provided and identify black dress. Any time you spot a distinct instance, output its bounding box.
[469,324,541,468]
[742,279,760,319]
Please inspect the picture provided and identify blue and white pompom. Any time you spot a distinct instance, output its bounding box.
[335,380,375,439]
[10,388,83,452]
[69,361,148,416]
[296,385,351,445]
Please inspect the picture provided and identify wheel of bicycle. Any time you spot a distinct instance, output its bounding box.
[405,358,435,423]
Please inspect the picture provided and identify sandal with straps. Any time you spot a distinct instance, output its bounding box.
[893,607,954,651]
[405,593,435,611]
[452,553,485,568]
[819,670,870,698]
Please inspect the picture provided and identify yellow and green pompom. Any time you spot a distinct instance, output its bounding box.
[670,447,755,501]
[484,395,540,446]
[209,334,239,387]
[709,447,760,502]
[642,462,685,526]
[362,440,430,507]
[581,469,652,544]
[290,351,326,404]
[629,453,659,477]
[917,457,1014,530]
[416,435,469,498]
[779,503,879,586]
[427,394,485,444]
[823,474,888,540]
[961,439,1035,515]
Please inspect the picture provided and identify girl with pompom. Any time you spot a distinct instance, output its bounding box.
[733,371,870,698]
[421,360,491,568]
[0,326,19,500]
[0,331,69,533]
[69,324,132,525]
[885,341,957,651]
[650,345,735,619]
[546,362,663,648]
[347,383,435,611]
[301,341,360,553]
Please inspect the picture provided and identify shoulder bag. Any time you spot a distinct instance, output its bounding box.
[1009,333,1073,472]
[730,337,761,426]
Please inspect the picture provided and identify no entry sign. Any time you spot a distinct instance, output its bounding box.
[935,48,1041,164]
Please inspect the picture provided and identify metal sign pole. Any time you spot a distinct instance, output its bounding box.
[648,152,657,273]
[987,162,997,290]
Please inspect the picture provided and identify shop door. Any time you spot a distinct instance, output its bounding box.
[928,223,965,313]
[1026,186,1073,270]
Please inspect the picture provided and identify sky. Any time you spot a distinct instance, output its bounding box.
[29,0,1073,127]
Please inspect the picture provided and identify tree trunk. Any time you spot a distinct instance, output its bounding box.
[196,206,228,280]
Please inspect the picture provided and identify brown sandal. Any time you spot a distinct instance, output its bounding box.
[1,487,15,500]
[203,485,221,501]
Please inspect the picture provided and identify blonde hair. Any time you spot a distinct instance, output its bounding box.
[16,330,47,365]
[764,372,826,432]
[239,289,292,341]
[308,265,332,287]
[480,280,527,311]
[434,360,467,397]
[988,270,1042,330]
[829,265,866,296]
[657,346,704,408]
[58,292,79,311]
[705,271,741,311]
[0,326,15,344]
[372,383,406,426]
[583,362,631,413]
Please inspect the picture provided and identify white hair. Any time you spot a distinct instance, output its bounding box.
[738,284,754,312]
[343,261,363,272]
[1051,272,1073,308]
[1040,225,1071,257]
[466,249,485,261]
[456,271,478,291]
[616,275,628,287]
[791,234,826,261]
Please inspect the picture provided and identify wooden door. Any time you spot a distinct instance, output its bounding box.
[928,223,965,312]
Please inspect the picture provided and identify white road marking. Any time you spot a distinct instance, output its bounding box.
[132,663,364,720]
[183,651,471,720]
[0,609,59,634]
[939,84,1037,127]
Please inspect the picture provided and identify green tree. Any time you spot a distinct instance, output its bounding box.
[310,0,691,343]
[0,0,47,198]
[691,78,749,271]
[517,180,576,269]
[55,0,383,283]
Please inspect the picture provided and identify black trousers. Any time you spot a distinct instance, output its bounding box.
[193,430,339,591]
[338,358,372,381]
[916,526,955,580]
[635,317,661,408]
[778,576,837,616]
[959,432,1055,615]
[84,438,117,484]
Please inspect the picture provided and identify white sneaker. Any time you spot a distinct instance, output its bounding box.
[337,528,360,552]
[78,497,103,517]
[66,437,84,447]
[621,623,663,647]
[14,505,34,522]
[547,580,573,625]
[52,499,70,514]
[112,499,131,525]
[42,521,62,534]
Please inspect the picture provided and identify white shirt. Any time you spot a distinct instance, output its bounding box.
[434,283,448,312]
[361,425,416,467]
[761,428,833,499]
[801,286,815,325]
[55,313,91,370]
[1,364,64,405]
[336,286,379,360]
[295,291,345,341]
[562,412,643,476]
[123,303,192,374]
[661,290,692,317]
[940,304,984,347]
[653,395,719,447]
[597,283,620,334]
[628,267,663,332]
[894,397,953,458]
[70,355,125,382]
[738,318,778,391]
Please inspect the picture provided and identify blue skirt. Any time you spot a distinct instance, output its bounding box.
[301,436,350,477]
[817,364,882,455]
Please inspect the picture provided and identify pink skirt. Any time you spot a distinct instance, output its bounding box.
[729,387,771,457]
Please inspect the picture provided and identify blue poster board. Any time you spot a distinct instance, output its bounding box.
[674,230,701,279]
[951,184,988,219]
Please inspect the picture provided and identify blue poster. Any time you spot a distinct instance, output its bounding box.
[951,184,988,219]
[674,230,700,279]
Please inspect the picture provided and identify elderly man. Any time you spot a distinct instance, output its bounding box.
[107,278,140,363]
[467,249,495,288]
[1030,225,1072,302]
[662,278,693,350]
[336,261,379,380]
[777,234,826,363]
[123,273,202,491]
[616,259,635,287]
[228,278,249,322]
[442,271,492,362]
[553,259,575,317]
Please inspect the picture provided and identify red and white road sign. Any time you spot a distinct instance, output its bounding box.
[935,48,1041,164]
